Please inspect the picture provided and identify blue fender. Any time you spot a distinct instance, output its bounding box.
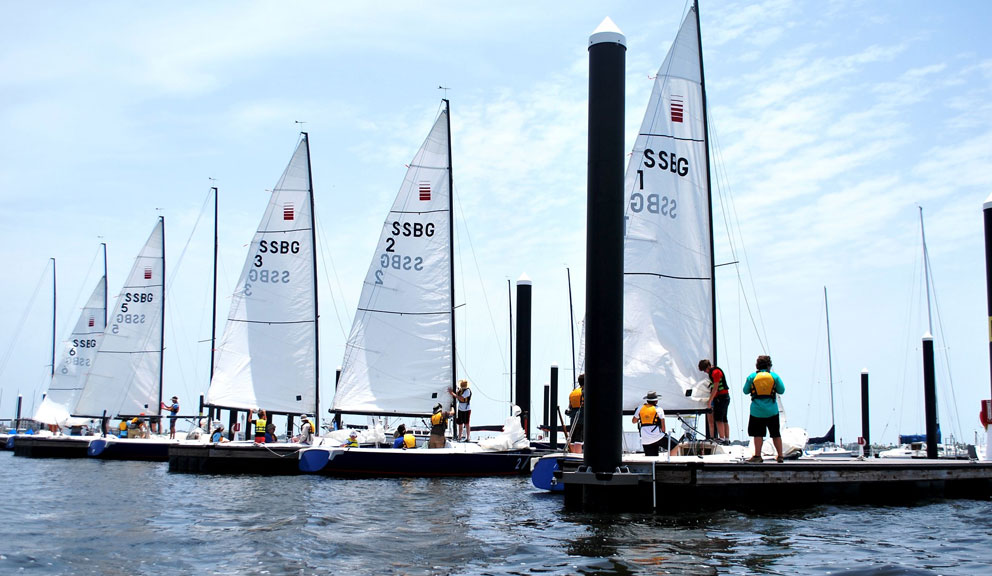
[88,438,108,456]
[531,456,564,492]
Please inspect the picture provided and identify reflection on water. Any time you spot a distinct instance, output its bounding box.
[0,452,989,575]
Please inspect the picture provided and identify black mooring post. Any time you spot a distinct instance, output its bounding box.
[334,368,342,431]
[922,334,938,459]
[860,370,870,456]
[550,363,559,451]
[542,383,550,431]
[984,195,992,409]
[583,19,626,475]
[228,409,237,441]
[516,276,532,438]
[14,394,22,432]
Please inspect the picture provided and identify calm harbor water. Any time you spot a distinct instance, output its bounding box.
[1,451,989,575]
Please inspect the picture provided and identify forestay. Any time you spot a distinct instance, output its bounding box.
[622,6,712,412]
[207,135,317,414]
[33,275,107,426]
[75,220,164,417]
[334,108,452,415]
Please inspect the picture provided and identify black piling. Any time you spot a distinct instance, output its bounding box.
[860,370,870,456]
[550,363,559,451]
[582,18,626,476]
[984,195,992,405]
[516,276,532,438]
[542,383,550,431]
[334,368,342,431]
[922,334,938,459]
[14,394,22,432]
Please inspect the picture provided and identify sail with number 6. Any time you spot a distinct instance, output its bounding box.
[333,103,453,416]
[205,134,319,417]
[622,4,713,413]
[75,219,165,418]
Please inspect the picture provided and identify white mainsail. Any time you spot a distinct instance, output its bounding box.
[206,134,318,414]
[622,5,712,412]
[33,274,107,426]
[75,219,165,417]
[333,107,452,415]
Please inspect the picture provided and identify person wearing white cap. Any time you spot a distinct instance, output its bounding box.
[632,391,676,456]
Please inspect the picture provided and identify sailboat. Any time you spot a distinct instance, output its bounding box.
[805,287,853,458]
[169,134,321,475]
[298,101,531,477]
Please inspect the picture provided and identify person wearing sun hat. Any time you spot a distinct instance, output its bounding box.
[632,391,676,456]
[161,395,180,439]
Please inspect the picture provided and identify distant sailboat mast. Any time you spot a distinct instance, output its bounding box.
[694,0,718,367]
[50,258,56,385]
[444,99,456,393]
[825,286,836,440]
[304,134,320,430]
[158,216,166,422]
[919,206,934,334]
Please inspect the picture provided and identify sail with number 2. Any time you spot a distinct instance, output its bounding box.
[333,104,453,417]
[75,219,165,417]
[622,5,713,413]
[206,134,319,416]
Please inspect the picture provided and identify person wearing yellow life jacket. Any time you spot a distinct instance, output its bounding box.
[248,408,267,443]
[631,391,677,456]
[342,431,359,448]
[428,403,451,449]
[118,419,128,438]
[699,359,731,444]
[744,354,786,463]
[567,373,585,443]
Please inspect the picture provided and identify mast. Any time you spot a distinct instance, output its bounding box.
[694,0,718,366]
[209,187,218,383]
[824,286,836,438]
[158,215,165,419]
[567,267,577,387]
[303,133,320,430]
[919,206,934,334]
[444,99,456,392]
[102,243,108,326]
[508,279,514,404]
[50,258,56,381]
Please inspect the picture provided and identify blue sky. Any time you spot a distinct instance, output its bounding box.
[1,1,990,446]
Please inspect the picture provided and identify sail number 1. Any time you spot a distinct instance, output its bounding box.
[630,169,678,219]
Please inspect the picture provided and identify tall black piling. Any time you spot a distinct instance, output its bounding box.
[550,363,559,451]
[922,334,938,459]
[860,370,870,456]
[15,394,23,432]
[542,383,550,431]
[984,194,992,459]
[516,275,532,438]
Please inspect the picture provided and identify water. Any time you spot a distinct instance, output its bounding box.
[1,451,989,575]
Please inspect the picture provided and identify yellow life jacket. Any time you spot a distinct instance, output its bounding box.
[254,417,267,439]
[431,412,445,426]
[569,386,584,409]
[345,437,359,447]
[403,433,417,448]
[638,404,661,427]
[751,372,776,399]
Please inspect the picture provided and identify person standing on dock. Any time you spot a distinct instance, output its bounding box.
[699,360,730,443]
[248,409,267,443]
[449,379,472,441]
[744,355,785,463]
[633,391,676,456]
[161,396,179,440]
[567,374,585,443]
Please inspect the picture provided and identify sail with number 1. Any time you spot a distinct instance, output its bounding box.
[622,4,713,413]
[205,133,319,417]
[75,219,165,418]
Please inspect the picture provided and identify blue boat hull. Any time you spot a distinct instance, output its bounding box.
[88,438,172,462]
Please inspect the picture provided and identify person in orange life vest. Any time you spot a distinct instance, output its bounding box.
[248,408,268,443]
[699,359,730,443]
[567,373,585,443]
[429,403,452,449]
[632,391,678,456]
[391,423,417,449]
[744,354,786,463]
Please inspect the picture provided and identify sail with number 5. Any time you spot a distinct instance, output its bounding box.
[622,4,713,413]
[75,219,165,417]
[206,134,319,416]
[333,104,453,416]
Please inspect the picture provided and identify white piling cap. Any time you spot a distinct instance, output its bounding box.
[984,192,992,211]
[861,368,869,374]
[590,17,626,47]
[517,273,532,286]
[551,362,558,368]
[923,331,933,341]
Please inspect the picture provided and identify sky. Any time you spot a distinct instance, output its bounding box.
[1,0,991,447]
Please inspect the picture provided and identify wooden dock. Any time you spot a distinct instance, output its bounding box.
[560,457,992,511]
[168,442,305,475]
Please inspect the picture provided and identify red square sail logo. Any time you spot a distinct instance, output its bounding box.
[144,267,152,280]
[88,316,95,327]
[670,95,684,123]
[419,182,431,201]
[283,202,295,220]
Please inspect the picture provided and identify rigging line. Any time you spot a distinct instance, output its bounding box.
[165,188,213,290]
[57,245,102,344]
[313,208,349,340]
[0,260,52,379]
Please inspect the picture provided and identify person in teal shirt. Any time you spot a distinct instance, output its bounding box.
[743,354,785,463]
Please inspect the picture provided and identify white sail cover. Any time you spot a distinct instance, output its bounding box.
[75,220,164,416]
[622,6,712,412]
[334,109,452,415]
[33,275,107,426]
[206,135,317,414]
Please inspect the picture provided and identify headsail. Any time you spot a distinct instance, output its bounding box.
[622,5,712,412]
[333,107,452,416]
[75,219,165,417]
[206,134,318,415]
[33,273,107,425]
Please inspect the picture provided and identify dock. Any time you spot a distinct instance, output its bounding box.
[168,442,305,475]
[10,435,93,458]
[559,456,992,511]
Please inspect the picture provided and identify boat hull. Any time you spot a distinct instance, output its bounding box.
[12,435,93,458]
[88,437,173,462]
[298,447,533,478]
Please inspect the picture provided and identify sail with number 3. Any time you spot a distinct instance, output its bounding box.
[333,103,453,416]
[206,134,319,417]
[622,4,713,413]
